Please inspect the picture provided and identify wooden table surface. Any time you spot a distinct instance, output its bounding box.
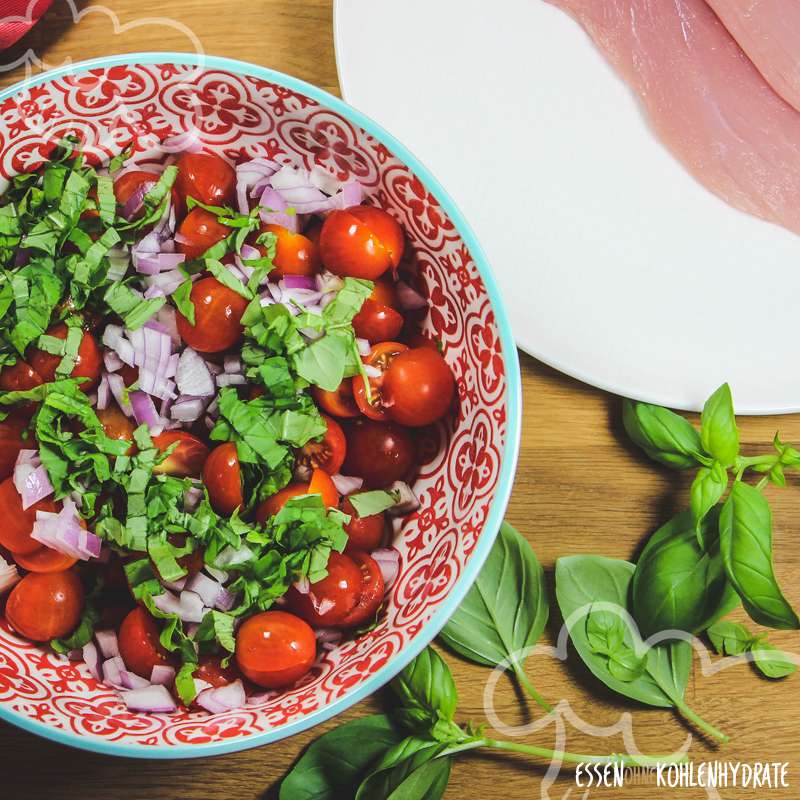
[1,2,799,798]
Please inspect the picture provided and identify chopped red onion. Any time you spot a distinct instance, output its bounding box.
[356,338,371,356]
[119,667,151,690]
[150,664,176,686]
[215,544,254,568]
[308,165,341,196]
[183,486,203,512]
[331,473,363,495]
[257,185,299,232]
[283,274,316,290]
[315,270,344,294]
[185,572,221,608]
[161,130,202,154]
[81,640,101,680]
[153,588,206,623]
[396,281,428,311]
[315,627,343,646]
[120,684,176,713]
[155,305,181,348]
[170,397,207,423]
[102,656,126,688]
[13,458,54,510]
[236,157,279,214]
[363,364,381,379]
[144,269,185,299]
[371,547,400,588]
[177,348,215,397]
[102,325,136,366]
[103,349,123,373]
[293,575,310,595]
[216,373,246,388]
[134,252,186,276]
[215,586,237,612]
[0,555,20,594]
[31,501,102,561]
[386,481,420,515]
[223,355,242,374]
[129,391,163,434]
[94,629,119,659]
[106,372,133,416]
[204,564,227,583]
[161,576,187,593]
[122,179,155,220]
[195,679,246,714]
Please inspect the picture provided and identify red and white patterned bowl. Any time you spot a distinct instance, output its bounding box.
[0,54,521,757]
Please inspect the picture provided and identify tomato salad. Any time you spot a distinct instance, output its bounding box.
[0,138,454,713]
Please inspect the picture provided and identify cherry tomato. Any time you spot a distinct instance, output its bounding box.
[352,341,409,422]
[342,495,385,551]
[258,224,321,277]
[117,364,139,387]
[382,347,455,427]
[312,381,359,419]
[96,404,135,454]
[174,152,236,211]
[235,610,316,689]
[255,469,339,522]
[288,552,361,627]
[175,208,230,261]
[118,607,174,679]
[0,477,57,554]
[319,206,404,279]
[12,547,78,573]
[339,550,385,628]
[296,415,346,475]
[194,654,239,689]
[342,420,415,488]
[114,170,158,213]
[308,468,339,508]
[29,324,101,391]
[202,442,243,515]
[175,277,249,353]
[152,430,209,478]
[352,279,403,342]
[0,360,42,392]
[5,570,84,641]
[0,413,34,481]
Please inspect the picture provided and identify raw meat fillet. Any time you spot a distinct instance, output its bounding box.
[705,0,800,113]
[546,0,800,235]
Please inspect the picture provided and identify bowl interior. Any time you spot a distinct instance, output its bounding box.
[0,55,518,756]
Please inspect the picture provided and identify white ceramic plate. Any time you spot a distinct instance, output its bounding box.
[334,0,800,414]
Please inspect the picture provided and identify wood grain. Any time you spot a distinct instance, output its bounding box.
[1,2,799,798]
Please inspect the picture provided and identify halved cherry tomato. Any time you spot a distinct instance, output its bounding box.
[382,347,455,427]
[202,442,242,516]
[174,152,236,211]
[342,420,415,488]
[30,323,101,391]
[235,610,316,689]
[13,547,78,573]
[0,477,57,554]
[0,413,34,481]
[118,607,174,678]
[352,279,404,342]
[342,495,385,551]
[152,430,209,478]
[319,206,404,279]
[308,468,339,508]
[194,654,239,689]
[339,550,385,628]
[175,207,230,261]
[113,170,158,214]
[96,404,135,454]
[312,381,359,419]
[352,341,409,422]
[296,415,346,475]
[287,552,361,627]
[175,276,249,353]
[5,570,84,641]
[255,469,339,522]
[0,360,42,393]
[257,223,321,277]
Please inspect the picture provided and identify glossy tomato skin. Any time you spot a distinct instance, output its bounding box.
[202,442,243,516]
[296,415,346,475]
[152,430,209,478]
[342,420,415,489]
[382,348,455,427]
[342,496,385,551]
[0,477,57,554]
[339,550,385,628]
[312,382,359,419]
[175,277,249,353]
[174,152,236,211]
[0,360,42,393]
[175,208,230,261]
[0,413,34,480]
[114,170,157,210]
[235,610,316,689]
[287,552,361,627]
[194,654,239,689]
[352,299,404,343]
[5,570,84,641]
[308,468,339,508]
[319,206,404,280]
[96,404,135,454]
[256,483,309,523]
[13,548,77,573]
[118,607,174,679]
[259,224,321,277]
[352,341,409,422]
[30,324,101,391]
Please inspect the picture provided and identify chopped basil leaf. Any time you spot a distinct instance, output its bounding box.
[349,489,400,517]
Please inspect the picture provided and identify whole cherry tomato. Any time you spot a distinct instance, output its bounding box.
[175,208,230,261]
[255,469,339,522]
[174,152,236,212]
[352,279,404,342]
[202,442,243,516]
[12,547,77,573]
[5,570,84,641]
[152,430,209,478]
[342,420,415,488]
[0,413,34,480]
[113,170,157,214]
[312,381,359,419]
[175,277,249,353]
[342,495,385,551]
[382,347,455,427]
[296,415,346,476]
[257,223,321,277]
[235,610,316,689]
[352,341,409,422]
[319,206,404,280]
[30,323,101,391]
[339,550,385,628]
[96,404,135,454]
[0,360,42,393]
[194,654,239,689]
[287,552,361,627]
[0,477,57,554]
[118,607,174,679]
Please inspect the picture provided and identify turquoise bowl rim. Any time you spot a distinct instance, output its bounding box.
[0,52,522,759]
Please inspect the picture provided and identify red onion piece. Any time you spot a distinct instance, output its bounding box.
[94,629,119,659]
[293,575,310,595]
[185,572,221,608]
[31,501,102,561]
[153,588,206,623]
[161,130,202,154]
[129,391,163,434]
[0,556,20,594]
[150,664,176,686]
[195,679,246,714]
[214,544,254,568]
[216,373,246,388]
[330,473,363,495]
[122,180,155,220]
[103,349,123,373]
[370,547,400,589]
[177,347,215,397]
[223,355,242,374]
[106,372,133,416]
[81,640,101,681]
[258,185,299,232]
[386,481,420,515]
[13,459,54,510]
[120,684,177,713]
[283,274,316,290]
[170,397,207,423]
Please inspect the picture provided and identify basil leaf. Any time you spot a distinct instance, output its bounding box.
[631,509,738,638]
[719,481,800,630]
[383,757,451,800]
[751,642,797,679]
[622,399,706,469]
[690,462,728,539]
[355,738,445,800]
[439,521,550,709]
[706,620,756,656]
[104,282,165,329]
[175,661,198,705]
[206,258,253,300]
[348,489,399,517]
[700,383,739,467]
[278,714,406,800]
[292,332,350,391]
[172,277,195,324]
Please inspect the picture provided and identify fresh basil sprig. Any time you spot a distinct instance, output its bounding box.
[707,620,797,679]
[438,521,551,712]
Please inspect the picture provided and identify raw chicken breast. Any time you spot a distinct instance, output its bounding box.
[546,0,800,236]
[705,0,800,113]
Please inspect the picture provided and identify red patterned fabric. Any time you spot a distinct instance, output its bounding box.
[0,0,52,50]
